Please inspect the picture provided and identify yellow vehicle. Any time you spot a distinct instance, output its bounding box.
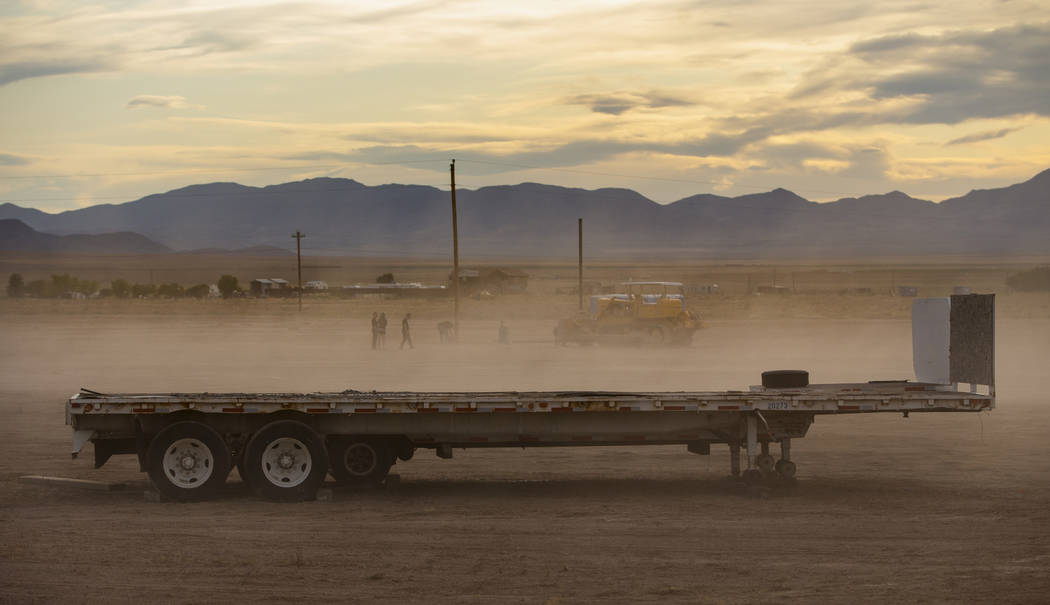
[555,282,701,345]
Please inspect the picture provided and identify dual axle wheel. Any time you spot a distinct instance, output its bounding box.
[147,420,404,502]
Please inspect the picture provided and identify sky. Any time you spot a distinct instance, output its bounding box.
[0,0,1048,213]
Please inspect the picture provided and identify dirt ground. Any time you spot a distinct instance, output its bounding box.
[1,302,1049,603]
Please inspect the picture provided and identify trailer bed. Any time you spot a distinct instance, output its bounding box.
[63,295,996,501]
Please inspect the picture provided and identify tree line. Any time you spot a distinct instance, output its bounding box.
[7,273,242,299]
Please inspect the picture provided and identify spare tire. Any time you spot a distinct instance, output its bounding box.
[762,370,809,389]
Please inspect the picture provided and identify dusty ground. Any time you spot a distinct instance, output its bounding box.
[1,302,1049,603]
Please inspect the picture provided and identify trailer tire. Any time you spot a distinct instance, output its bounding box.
[330,438,393,485]
[243,421,329,502]
[775,459,797,479]
[146,421,231,502]
[396,445,415,462]
[742,469,764,486]
[761,370,809,389]
[647,325,666,344]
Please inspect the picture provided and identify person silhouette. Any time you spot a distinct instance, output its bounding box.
[401,313,413,349]
[377,312,388,348]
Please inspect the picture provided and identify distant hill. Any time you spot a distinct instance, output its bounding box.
[0,219,171,254]
[1,169,1047,258]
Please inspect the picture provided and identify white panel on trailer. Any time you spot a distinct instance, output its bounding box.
[912,297,950,384]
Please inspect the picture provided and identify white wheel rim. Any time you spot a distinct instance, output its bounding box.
[261,437,312,488]
[344,443,378,476]
[162,438,214,489]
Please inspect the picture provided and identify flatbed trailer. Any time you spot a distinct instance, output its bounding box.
[66,295,995,501]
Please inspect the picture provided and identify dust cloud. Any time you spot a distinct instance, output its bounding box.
[1,297,1048,602]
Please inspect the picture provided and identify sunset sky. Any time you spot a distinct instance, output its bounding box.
[1,0,1048,212]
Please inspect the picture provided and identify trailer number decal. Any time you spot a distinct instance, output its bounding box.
[768,401,790,410]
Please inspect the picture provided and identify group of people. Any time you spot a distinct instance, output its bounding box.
[371,311,413,350]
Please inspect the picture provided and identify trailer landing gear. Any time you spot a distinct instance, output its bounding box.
[728,423,798,496]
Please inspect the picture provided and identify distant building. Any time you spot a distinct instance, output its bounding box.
[897,286,919,297]
[304,280,329,291]
[685,283,720,295]
[449,268,529,294]
[338,283,447,299]
[250,278,291,297]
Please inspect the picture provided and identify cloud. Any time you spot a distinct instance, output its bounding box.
[840,23,1050,124]
[177,30,252,54]
[566,90,695,115]
[126,95,198,110]
[946,127,1021,146]
[0,58,110,87]
[0,152,31,166]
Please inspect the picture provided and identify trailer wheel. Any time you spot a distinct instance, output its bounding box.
[756,453,776,475]
[741,469,764,486]
[243,421,329,502]
[147,421,231,502]
[330,439,393,485]
[396,445,415,462]
[775,459,797,479]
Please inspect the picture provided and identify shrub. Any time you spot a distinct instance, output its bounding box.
[131,283,156,298]
[217,275,239,299]
[156,282,184,298]
[111,279,131,298]
[376,272,395,283]
[185,284,209,299]
[7,273,24,298]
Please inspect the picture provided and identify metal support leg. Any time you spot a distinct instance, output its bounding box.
[776,438,797,479]
[746,415,758,470]
[761,441,770,455]
[729,442,741,477]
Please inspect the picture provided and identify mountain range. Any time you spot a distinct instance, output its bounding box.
[0,218,171,254]
[1,169,1048,258]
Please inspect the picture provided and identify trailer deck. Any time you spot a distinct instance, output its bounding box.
[64,295,995,501]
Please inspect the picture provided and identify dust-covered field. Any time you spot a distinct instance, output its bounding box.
[1,256,1049,604]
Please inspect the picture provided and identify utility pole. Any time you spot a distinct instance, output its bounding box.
[450,160,460,341]
[578,218,583,311]
[292,231,305,312]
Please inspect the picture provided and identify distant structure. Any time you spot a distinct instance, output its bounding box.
[897,286,919,297]
[756,285,791,295]
[304,280,329,291]
[250,278,290,297]
[685,284,720,295]
[339,282,447,299]
[449,268,529,295]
